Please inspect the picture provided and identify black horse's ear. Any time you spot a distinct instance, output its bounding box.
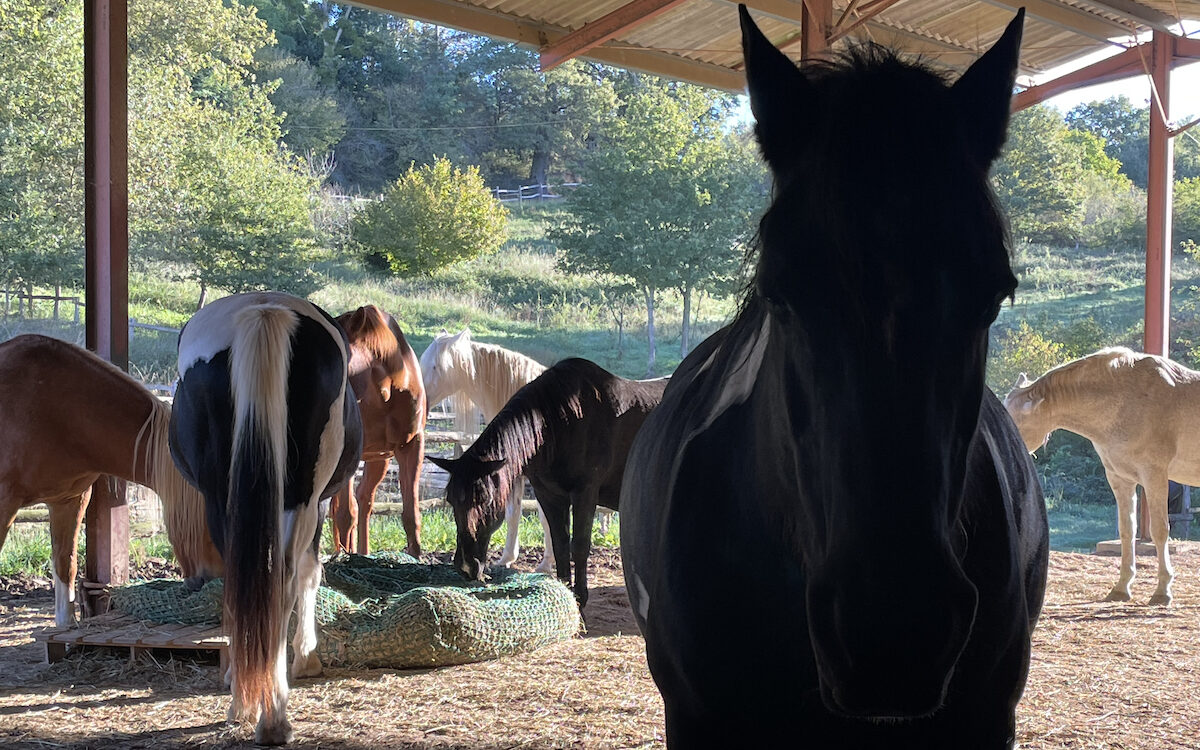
[951,8,1024,166]
[478,458,507,476]
[427,455,457,473]
[740,4,806,167]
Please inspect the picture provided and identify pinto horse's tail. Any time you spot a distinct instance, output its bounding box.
[225,303,298,722]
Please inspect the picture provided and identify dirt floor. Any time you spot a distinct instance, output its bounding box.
[1,545,1199,749]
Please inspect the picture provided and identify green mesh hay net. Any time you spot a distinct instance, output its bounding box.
[110,552,581,669]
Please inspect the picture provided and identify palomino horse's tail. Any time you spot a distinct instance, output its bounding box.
[134,399,223,582]
[225,304,298,721]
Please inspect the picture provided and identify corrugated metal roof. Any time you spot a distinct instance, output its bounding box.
[366,0,1200,90]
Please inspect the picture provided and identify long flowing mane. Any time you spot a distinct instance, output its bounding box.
[134,397,220,579]
[338,305,407,374]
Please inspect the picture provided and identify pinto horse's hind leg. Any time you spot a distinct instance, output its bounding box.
[1143,478,1175,606]
[290,541,324,679]
[1104,472,1138,602]
[47,490,91,627]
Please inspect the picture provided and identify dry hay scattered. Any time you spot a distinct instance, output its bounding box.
[1,545,1199,748]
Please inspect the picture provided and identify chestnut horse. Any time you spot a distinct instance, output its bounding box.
[620,9,1047,748]
[330,305,426,557]
[0,334,220,626]
[170,292,362,745]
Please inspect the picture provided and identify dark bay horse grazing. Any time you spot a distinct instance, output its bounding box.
[429,358,667,608]
[169,292,362,746]
[0,334,221,626]
[619,8,1048,748]
[331,305,426,557]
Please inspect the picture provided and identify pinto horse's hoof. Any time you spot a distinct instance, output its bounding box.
[290,651,323,680]
[255,717,294,746]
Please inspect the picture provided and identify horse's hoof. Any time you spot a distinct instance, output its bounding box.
[534,560,554,574]
[497,555,518,568]
[1104,588,1132,602]
[255,718,294,746]
[1148,593,1173,606]
[290,652,323,680]
[405,545,421,559]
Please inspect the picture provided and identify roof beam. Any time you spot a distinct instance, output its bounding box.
[1078,0,1178,33]
[1174,36,1200,60]
[539,0,691,71]
[976,0,1137,44]
[826,0,907,45]
[1013,44,1145,110]
[357,0,744,90]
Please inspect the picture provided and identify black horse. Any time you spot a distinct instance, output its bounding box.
[430,357,667,608]
[619,7,1048,749]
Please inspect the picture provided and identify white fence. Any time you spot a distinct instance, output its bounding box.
[491,182,581,204]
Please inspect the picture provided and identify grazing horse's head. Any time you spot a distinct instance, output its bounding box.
[1003,373,1053,452]
[738,6,1022,719]
[419,328,475,406]
[427,453,508,580]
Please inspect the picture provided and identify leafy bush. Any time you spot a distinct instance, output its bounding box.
[353,157,509,276]
[987,320,1066,394]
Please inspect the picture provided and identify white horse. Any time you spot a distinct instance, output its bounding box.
[420,328,556,572]
[1003,346,1198,606]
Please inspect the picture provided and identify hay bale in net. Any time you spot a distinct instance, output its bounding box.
[110,552,581,669]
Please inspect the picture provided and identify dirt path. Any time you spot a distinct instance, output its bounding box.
[1,546,1198,748]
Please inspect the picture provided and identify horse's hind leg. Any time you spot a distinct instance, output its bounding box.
[1104,473,1138,602]
[329,480,356,554]
[47,490,91,627]
[290,537,324,679]
[570,490,599,609]
[1143,477,1175,606]
[355,459,389,556]
[394,437,424,558]
[535,498,555,574]
[498,476,524,567]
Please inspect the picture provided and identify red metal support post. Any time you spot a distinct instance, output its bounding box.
[83,0,131,609]
[1143,30,1173,359]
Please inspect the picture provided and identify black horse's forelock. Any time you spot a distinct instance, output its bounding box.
[744,41,1015,321]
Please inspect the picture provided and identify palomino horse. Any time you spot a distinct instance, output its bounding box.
[169,292,362,746]
[1005,346,1195,606]
[330,305,426,557]
[620,8,1047,748]
[420,328,556,571]
[0,334,221,626]
[429,357,666,609]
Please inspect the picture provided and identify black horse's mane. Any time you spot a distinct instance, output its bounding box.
[461,357,657,512]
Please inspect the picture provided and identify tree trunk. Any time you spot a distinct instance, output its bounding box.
[680,284,692,359]
[26,283,33,317]
[529,127,551,193]
[644,286,657,377]
[53,284,61,321]
[196,282,208,311]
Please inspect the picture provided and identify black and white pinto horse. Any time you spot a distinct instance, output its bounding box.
[620,8,1049,749]
[169,292,362,746]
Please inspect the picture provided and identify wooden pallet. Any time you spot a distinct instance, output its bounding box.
[35,610,228,665]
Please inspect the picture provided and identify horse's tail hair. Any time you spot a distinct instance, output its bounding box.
[136,399,222,581]
[226,303,298,719]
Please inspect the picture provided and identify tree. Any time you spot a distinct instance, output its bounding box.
[992,105,1086,244]
[1066,96,1149,188]
[352,157,508,276]
[553,78,766,374]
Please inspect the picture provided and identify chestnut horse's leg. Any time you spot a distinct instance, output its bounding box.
[47,490,91,627]
[329,479,357,554]
[393,435,425,559]
[355,459,388,556]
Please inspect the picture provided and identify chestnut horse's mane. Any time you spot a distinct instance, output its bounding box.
[339,305,408,374]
